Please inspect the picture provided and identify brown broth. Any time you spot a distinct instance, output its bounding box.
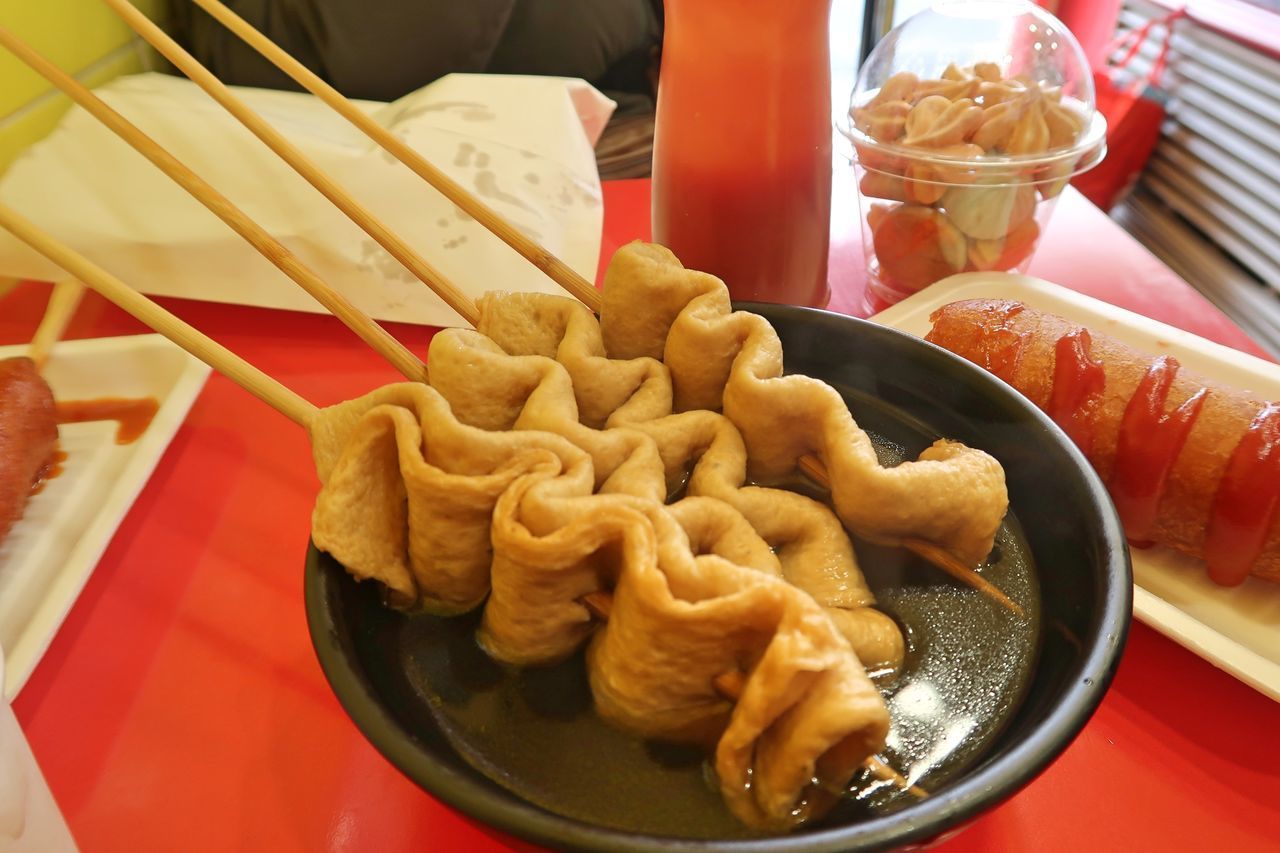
[394,429,1041,839]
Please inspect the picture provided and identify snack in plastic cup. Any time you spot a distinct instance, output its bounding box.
[841,1,1106,311]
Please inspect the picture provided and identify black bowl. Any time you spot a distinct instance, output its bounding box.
[305,303,1131,852]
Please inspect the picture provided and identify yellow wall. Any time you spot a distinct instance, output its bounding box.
[0,0,166,172]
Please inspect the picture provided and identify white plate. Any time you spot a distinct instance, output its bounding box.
[870,272,1280,703]
[0,335,210,698]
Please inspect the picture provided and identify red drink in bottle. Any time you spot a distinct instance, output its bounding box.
[652,0,834,307]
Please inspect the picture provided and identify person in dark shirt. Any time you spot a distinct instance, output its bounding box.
[171,0,663,177]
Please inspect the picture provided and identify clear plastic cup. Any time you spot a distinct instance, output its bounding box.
[841,1,1106,311]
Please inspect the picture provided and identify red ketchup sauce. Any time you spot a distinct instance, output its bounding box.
[1046,329,1106,455]
[1203,402,1280,586]
[1109,357,1208,544]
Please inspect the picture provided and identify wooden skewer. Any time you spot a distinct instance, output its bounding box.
[579,591,613,621]
[0,24,427,385]
[863,755,930,799]
[796,455,1023,616]
[0,200,317,428]
[100,0,477,325]
[900,539,1023,616]
[187,0,603,312]
[28,278,84,370]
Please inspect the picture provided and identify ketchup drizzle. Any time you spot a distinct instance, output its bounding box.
[55,397,158,445]
[1109,357,1207,543]
[1203,402,1280,586]
[1046,329,1106,455]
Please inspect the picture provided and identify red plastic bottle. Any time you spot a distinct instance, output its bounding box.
[652,0,834,307]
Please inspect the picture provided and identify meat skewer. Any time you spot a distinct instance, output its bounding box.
[0,14,1009,609]
[16,22,896,635]
[594,597,928,799]
[797,455,1022,614]
[180,0,1012,583]
[0,26,892,644]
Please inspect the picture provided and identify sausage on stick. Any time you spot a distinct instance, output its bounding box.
[926,298,1280,586]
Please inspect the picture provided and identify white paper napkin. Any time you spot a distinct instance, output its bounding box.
[0,72,615,327]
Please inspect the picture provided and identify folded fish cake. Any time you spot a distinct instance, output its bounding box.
[309,382,591,613]
[428,322,905,672]
[599,241,1009,566]
[585,500,889,831]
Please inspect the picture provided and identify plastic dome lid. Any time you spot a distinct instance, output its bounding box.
[845,0,1106,179]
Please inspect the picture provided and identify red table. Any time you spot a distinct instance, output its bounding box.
[3,175,1278,852]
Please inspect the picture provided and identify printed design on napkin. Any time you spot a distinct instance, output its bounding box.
[0,72,616,328]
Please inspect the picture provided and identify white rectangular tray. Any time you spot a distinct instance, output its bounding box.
[0,335,210,698]
[871,273,1280,703]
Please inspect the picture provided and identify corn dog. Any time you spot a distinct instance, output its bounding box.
[925,299,1280,586]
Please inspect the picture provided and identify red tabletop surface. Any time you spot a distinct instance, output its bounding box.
[3,174,1278,852]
